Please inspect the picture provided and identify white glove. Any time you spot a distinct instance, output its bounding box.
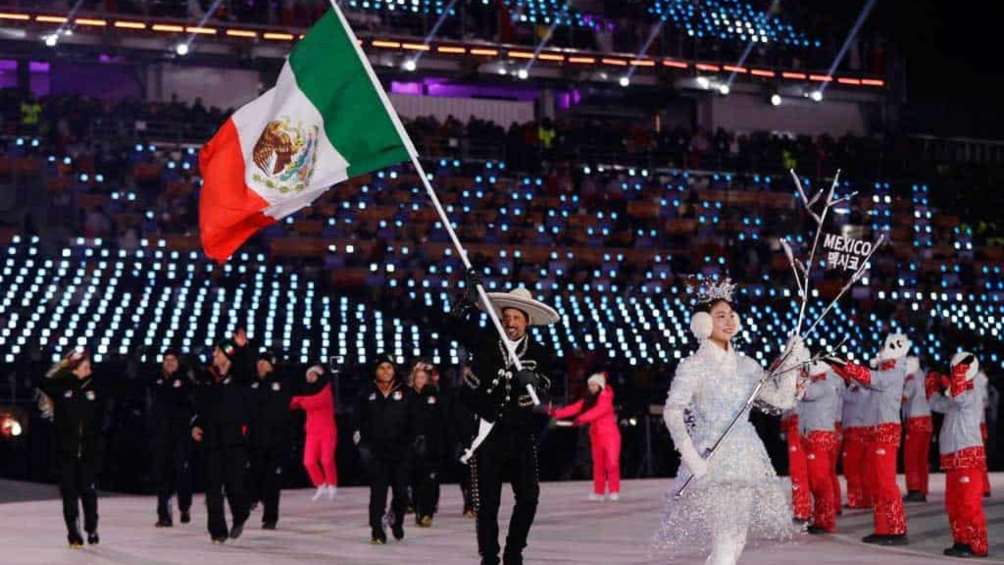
[775,336,809,375]
[905,357,920,376]
[680,449,709,479]
[352,431,361,445]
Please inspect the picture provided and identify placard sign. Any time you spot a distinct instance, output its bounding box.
[822,233,873,271]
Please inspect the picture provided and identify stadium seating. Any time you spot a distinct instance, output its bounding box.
[648,0,818,47]
[1,233,1000,371]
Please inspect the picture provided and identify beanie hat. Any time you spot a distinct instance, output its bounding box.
[374,353,395,370]
[216,338,238,361]
[257,348,279,368]
[587,372,607,389]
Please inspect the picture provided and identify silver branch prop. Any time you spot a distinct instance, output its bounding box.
[673,169,882,498]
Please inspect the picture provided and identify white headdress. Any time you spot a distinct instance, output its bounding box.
[691,277,737,305]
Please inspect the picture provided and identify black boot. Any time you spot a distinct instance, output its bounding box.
[943,543,984,558]
[902,491,926,503]
[180,510,191,524]
[155,517,173,528]
[863,533,908,546]
[807,525,832,535]
[371,527,387,545]
[87,531,99,545]
[502,551,523,565]
[262,521,277,530]
[391,521,405,541]
[229,516,247,540]
[67,527,84,548]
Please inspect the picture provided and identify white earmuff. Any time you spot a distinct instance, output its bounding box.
[691,311,713,340]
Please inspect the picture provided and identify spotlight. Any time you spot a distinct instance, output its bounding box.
[718,84,730,96]
[618,76,630,87]
[403,59,417,72]
[43,34,58,48]
[517,68,529,80]
[695,76,710,90]
[175,43,189,56]
[809,90,823,102]
[770,93,782,106]
[0,408,26,439]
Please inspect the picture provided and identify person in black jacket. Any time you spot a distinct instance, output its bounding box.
[444,362,478,518]
[37,349,108,547]
[190,331,256,543]
[352,354,417,544]
[150,349,194,528]
[454,273,558,565]
[408,359,445,527]
[247,348,293,530]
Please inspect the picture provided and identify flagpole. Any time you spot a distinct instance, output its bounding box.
[324,0,535,396]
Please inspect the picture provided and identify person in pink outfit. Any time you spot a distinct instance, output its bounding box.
[550,372,622,500]
[289,365,338,501]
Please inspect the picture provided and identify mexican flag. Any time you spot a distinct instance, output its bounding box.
[198,6,414,262]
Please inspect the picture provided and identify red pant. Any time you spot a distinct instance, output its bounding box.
[803,431,840,531]
[903,416,933,495]
[830,424,843,510]
[591,433,621,495]
[842,427,872,508]
[868,424,907,535]
[980,423,991,496]
[943,447,988,556]
[303,432,337,487]
[785,420,811,520]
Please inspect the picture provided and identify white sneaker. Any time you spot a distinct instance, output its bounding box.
[608,493,620,502]
[326,485,338,500]
[588,493,604,502]
[311,486,326,502]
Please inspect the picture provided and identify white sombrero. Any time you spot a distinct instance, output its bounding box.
[479,287,559,326]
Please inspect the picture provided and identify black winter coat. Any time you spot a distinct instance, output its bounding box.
[191,346,257,449]
[249,370,295,449]
[355,381,417,461]
[412,384,445,464]
[39,369,108,459]
[150,369,194,443]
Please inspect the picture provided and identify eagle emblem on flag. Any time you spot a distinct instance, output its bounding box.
[251,118,320,194]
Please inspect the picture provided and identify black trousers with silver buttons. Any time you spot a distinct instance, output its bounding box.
[471,429,539,564]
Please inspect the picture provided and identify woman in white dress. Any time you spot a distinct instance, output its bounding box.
[654,280,808,565]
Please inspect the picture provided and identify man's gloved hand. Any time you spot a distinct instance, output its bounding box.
[515,369,540,390]
[352,430,362,445]
[464,267,484,305]
[449,267,484,321]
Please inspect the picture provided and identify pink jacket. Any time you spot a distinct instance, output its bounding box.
[552,386,620,442]
[290,383,337,438]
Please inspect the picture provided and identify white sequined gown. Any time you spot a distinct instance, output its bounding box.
[654,340,801,564]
